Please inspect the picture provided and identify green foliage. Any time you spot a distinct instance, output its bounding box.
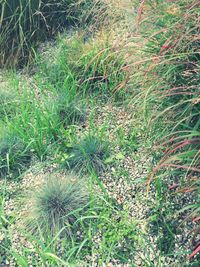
[0,133,31,178]
[149,179,177,255]
[134,0,200,188]
[133,0,200,260]
[0,185,13,265]
[1,0,199,265]
[0,0,107,67]
[0,231,11,265]
[115,127,139,153]
[27,175,89,237]
[0,91,16,120]
[0,73,18,121]
[42,36,128,100]
[58,99,86,127]
[52,74,86,126]
[8,83,62,160]
[78,48,127,99]
[135,0,200,134]
[97,214,138,263]
[67,134,110,174]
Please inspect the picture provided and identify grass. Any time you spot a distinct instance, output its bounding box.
[0,0,108,67]
[59,99,86,126]
[2,187,145,266]
[0,132,31,178]
[0,91,16,120]
[0,72,18,120]
[0,0,199,265]
[131,0,200,260]
[77,46,128,99]
[36,33,129,100]
[67,133,110,174]
[27,174,89,238]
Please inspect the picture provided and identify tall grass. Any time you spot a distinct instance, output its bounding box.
[132,0,200,259]
[67,133,110,174]
[0,0,107,67]
[0,132,31,178]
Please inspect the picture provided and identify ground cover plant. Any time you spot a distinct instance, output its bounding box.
[0,0,199,266]
[67,133,110,174]
[27,174,89,238]
[36,33,129,100]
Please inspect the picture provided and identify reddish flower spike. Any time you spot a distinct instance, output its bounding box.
[189,244,200,260]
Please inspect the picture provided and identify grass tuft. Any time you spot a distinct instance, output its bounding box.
[67,134,110,174]
[27,174,89,237]
[0,133,31,178]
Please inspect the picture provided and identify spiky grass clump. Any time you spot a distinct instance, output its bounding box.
[0,134,31,178]
[28,175,89,237]
[55,88,86,126]
[68,134,109,174]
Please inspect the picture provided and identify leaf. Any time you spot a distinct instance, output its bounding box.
[45,253,68,265]
[133,176,148,184]
[115,152,125,160]
[150,214,158,222]
[12,252,28,267]
[104,156,115,164]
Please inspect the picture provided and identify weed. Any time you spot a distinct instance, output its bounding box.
[115,127,139,153]
[97,215,138,263]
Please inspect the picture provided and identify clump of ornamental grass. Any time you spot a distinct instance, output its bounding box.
[27,174,89,238]
[0,133,31,178]
[132,0,200,260]
[73,42,128,100]
[67,134,110,174]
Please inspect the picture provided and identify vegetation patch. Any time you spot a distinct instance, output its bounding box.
[0,0,199,265]
[67,134,110,174]
[26,174,89,238]
[0,0,107,67]
[0,133,31,178]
